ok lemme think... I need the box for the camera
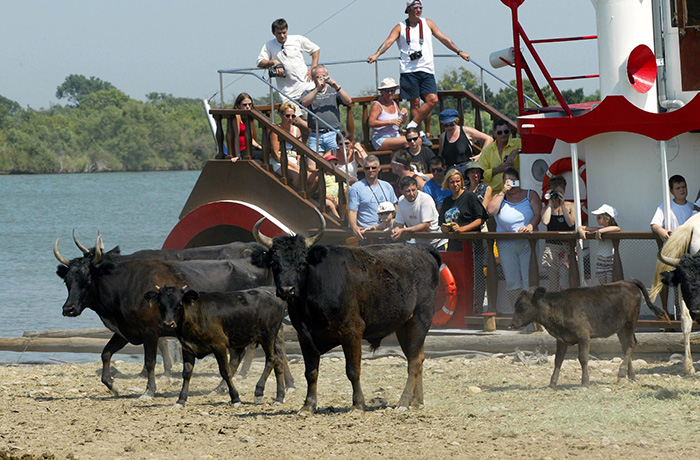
[545,190,560,200]
[268,64,286,78]
[409,50,423,61]
[506,179,520,187]
[322,76,330,82]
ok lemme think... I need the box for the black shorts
[400,71,437,100]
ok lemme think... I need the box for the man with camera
[300,65,352,155]
[257,18,320,110]
[367,1,470,135]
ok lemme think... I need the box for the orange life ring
[432,263,458,327]
[541,158,588,222]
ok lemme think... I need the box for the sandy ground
[1,349,700,460]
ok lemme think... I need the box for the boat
[161,0,700,330]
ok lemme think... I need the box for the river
[0,170,199,363]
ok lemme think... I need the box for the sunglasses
[496,129,510,135]
[365,165,379,170]
[407,137,419,142]
[442,122,456,128]
[382,88,396,93]
[430,167,444,173]
[240,103,253,108]
[412,6,422,10]
[344,141,352,145]
[283,113,297,118]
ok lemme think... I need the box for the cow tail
[426,245,442,268]
[633,279,669,320]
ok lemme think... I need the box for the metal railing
[216,54,541,116]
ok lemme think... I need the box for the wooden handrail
[322,229,666,316]
[210,108,352,224]
[436,89,517,138]
[255,89,514,154]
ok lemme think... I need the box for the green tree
[55,75,115,107]
[0,95,22,129]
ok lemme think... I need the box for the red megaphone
[627,44,657,94]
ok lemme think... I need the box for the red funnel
[627,44,657,93]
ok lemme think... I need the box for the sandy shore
[1,349,700,459]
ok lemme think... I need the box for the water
[0,171,199,363]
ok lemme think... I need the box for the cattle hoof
[254,396,263,404]
[395,406,408,413]
[273,399,283,405]
[286,386,296,393]
[297,406,314,415]
[231,401,241,408]
[172,403,184,409]
[139,393,154,401]
[109,384,120,396]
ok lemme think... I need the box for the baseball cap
[405,0,422,13]
[324,154,338,161]
[439,109,459,124]
[377,201,395,214]
[591,204,618,219]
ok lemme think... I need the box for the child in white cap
[363,201,395,233]
[577,204,620,285]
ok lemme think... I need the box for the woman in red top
[231,93,263,161]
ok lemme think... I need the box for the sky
[1,0,599,109]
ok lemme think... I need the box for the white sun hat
[377,77,399,91]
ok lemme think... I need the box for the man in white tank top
[367,1,471,130]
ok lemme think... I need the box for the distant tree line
[0,75,212,173]
[0,70,598,174]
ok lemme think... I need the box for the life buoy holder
[541,158,588,223]
[432,263,458,327]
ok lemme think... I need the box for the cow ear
[183,289,199,304]
[108,246,121,256]
[307,245,329,266]
[144,290,158,301]
[95,260,116,273]
[250,247,269,268]
[660,270,678,286]
[533,287,546,301]
[56,265,69,279]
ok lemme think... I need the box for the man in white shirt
[367,0,469,137]
[650,174,699,242]
[257,18,320,105]
[392,176,447,249]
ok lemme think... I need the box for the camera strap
[405,19,423,47]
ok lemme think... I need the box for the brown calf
[511,280,668,388]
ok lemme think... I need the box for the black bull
[251,212,441,412]
[659,251,700,320]
[55,235,269,398]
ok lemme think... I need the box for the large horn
[72,229,90,255]
[253,217,274,249]
[657,249,680,267]
[92,235,104,265]
[54,238,71,266]
[305,207,326,248]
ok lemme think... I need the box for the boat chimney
[591,0,658,112]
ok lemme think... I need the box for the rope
[303,0,361,36]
